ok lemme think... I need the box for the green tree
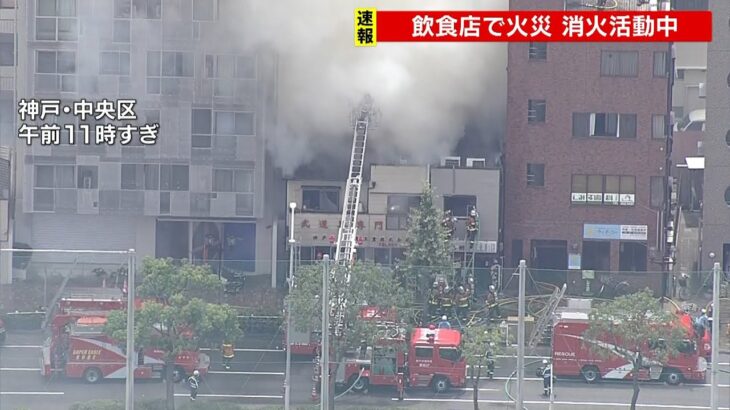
[105,257,242,410]
[584,289,687,410]
[404,184,454,310]
[288,261,412,409]
[461,324,504,410]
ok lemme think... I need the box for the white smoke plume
[230,0,508,175]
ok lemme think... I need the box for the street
[0,331,729,410]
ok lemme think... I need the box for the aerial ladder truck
[312,95,377,401]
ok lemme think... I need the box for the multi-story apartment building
[701,0,730,273]
[504,0,673,295]
[3,0,280,283]
[285,161,501,288]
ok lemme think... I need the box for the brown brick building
[503,0,673,295]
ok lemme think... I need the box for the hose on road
[334,366,366,399]
[504,358,542,410]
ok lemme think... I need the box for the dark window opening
[414,347,433,359]
[528,42,547,60]
[511,239,523,268]
[619,242,647,272]
[438,347,461,362]
[527,163,544,187]
[302,186,340,213]
[386,195,420,230]
[443,195,476,218]
[528,99,546,123]
[77,166,98,189]
[582,241,610,271]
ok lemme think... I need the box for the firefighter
[428,282,441,319]
[485,343,495,380]
[442,210,456,239]
[456,285,470,320]
[188,370,200,401]
[677,272,689,300]
[540,359,553,397]
[466,208,479,245]
[486,285,500,319]
[221,341,235,370]
[438,315,451,329]
[440,286,453,317]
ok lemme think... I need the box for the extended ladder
[331,95,375,337]
[527,283,567,353]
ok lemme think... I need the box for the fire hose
[504,358,543,410]
[334,366,366,399]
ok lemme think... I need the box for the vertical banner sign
[355,8,377,47]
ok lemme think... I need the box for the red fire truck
[41,288,210,383]
[552,311,707,385]
[676,309,712,361]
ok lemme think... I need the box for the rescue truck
[552,311,707,386]
[335,325,467,395]
[40,288,210,383]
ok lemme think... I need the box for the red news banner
[373,11,711,42]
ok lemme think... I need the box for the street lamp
[284,202,296,410]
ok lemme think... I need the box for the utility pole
[125,249,136,410]
[516,259,526,410]
[320,255,330,410]
[710,262,721,410]
[284,202,297,410]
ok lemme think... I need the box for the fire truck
[41,288,210,383]
[552,311,707,386]
[675,309,712,361]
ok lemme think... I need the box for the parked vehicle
[552,311,707,386]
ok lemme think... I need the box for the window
[191,108,212,148]
[213,169,253,193]
[675,68,685,80]
[528,42,547,60]
[302,186,339,212]
[652,114,668,139]
[100,51,130,75]
[193,0,217,21]
[650,176,664,209]
[159,191,170,214]
[724,187,730,206]
[35,165,54,188]
[572,112,636,138]
[0,33,13,66]
[438,347,461,362]
[235,193,253,216]
[159,165,188,191]
[653,51,669,77]
[77,165,98,189]
[147,51,193,94]
[205,54,256,97]
[35,50,76,92]
[619,241,647,272]
[528,99,546,123]
[527,163,544,187]
[113,20,130,43]
[386,195,420,230]
[414,347,433,359]
[571,175,635,206]
[55,165,74,188]
[686,120,704,132]
[114,0,130,17]
[0,0,15,8]
[726,130,730,147]
[161,51,193,77]
[443,195,477,217]
[600,50,639,77]
[121,164,158,190]
[215,111,254,136]
[132,0,161,19]
[36,0,77,42]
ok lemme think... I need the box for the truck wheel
[84,367,102,384]
[432,376,449,393]
[581,366,600,384]
[663,369,683,386]
[350,376,369,393]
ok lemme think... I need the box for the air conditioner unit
[466,158,487,168]
[440,156,461,167]
[698,82,706,98]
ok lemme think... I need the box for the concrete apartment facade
[1,0,281,284]
[701,0,730,273]
[285,162,500,288]
[504,0,672,294]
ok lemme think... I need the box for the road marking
[0,367,41,371]
[0,345,42,348]
[174,393,282,399]
[456,387,499,392]
[200,348,284,353]
[392,397,730,409]
[0,392,64,395]
[208,370,284,376]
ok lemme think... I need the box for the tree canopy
[585,289,687,410]
[403,183,454,297]
[105,257,241,410]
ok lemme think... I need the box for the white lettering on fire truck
[555,351,576,357]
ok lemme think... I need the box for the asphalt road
[1,331,729,410]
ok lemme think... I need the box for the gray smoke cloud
[230,0,508,175]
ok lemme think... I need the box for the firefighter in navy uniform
[440,286,453,318]
[455,285,470,321]
[540,359,553,397]
[442,210,456,239]
[466,208,479,245]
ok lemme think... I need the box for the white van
[674,109,705,132]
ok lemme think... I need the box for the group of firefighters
[442,208,479,243]
[428,274,501,324]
